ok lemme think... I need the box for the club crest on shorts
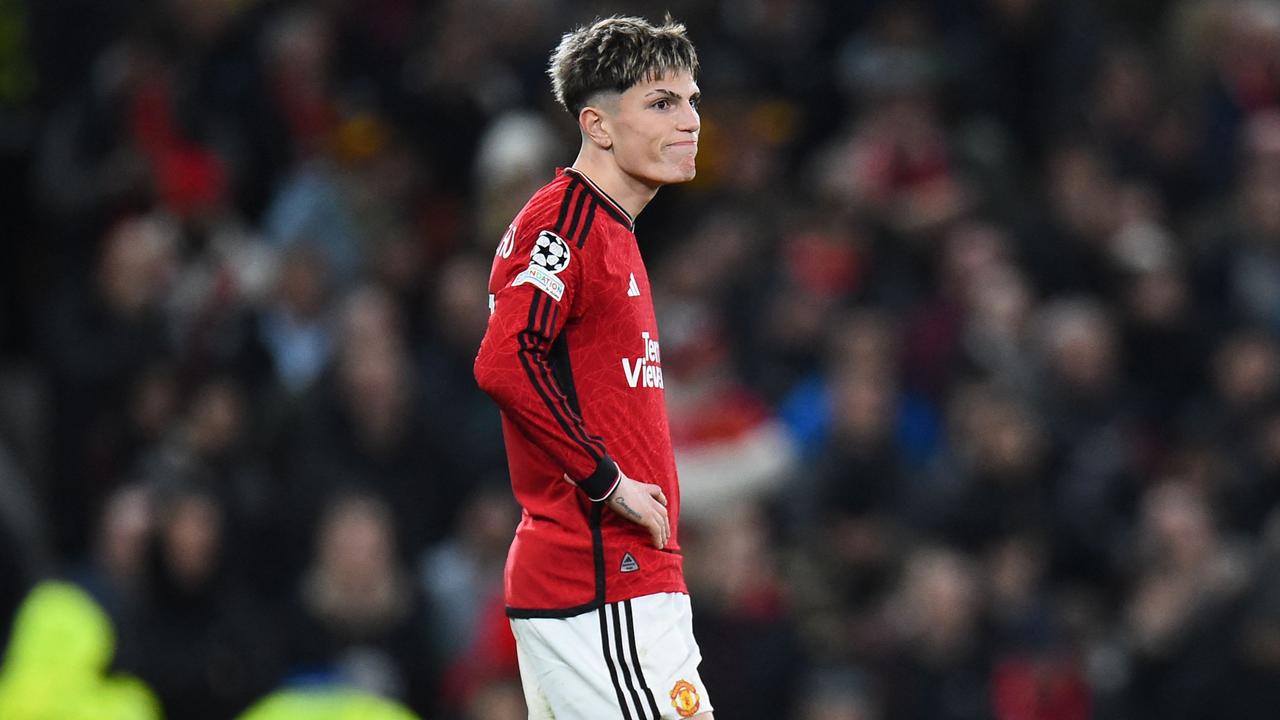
[670,679,700,717]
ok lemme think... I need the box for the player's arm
[474,227,621,501]
[474,226,669,547]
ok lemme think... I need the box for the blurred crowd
[4,0,1280,718]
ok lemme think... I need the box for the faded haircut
[548,15,699,116]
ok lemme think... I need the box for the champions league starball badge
[512,230,571,301]
[530,231,571,273]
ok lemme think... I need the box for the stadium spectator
[284,490,439,717]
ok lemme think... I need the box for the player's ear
[579,105,612,150]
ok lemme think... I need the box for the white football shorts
[510,592,713,719]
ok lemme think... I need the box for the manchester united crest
[670,679,700,717]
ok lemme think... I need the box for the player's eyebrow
[645,88,702,104]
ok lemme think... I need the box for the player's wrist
[581,456,621,502]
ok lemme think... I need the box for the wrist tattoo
[613,497,642,521]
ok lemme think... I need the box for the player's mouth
[666,141,698,149]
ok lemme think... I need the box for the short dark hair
[548,15,699,116]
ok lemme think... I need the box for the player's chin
[664,162,697,184]
[640,161,696,187]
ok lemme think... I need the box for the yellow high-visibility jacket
[0,581,161,720]
[236,688,420,720]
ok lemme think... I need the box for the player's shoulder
[503,172,575,265]
[517,170,575,225]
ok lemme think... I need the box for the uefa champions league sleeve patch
[530,230,571,273]
[512,230,571,301]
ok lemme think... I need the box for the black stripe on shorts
[598,606,634,719]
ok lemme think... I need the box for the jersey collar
[563,167,635,231]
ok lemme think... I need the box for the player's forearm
[475,331,619,497]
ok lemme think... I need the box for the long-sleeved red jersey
[475,167,687,617]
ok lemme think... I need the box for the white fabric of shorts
[510,592,713,719]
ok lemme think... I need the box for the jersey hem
[505,589,691,619]
[507,501,606,619]
[506,599,605,619]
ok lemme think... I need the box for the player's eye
[652,99,670,110]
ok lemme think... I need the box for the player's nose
[677,102,699,133]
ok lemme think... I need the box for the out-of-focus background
[3,0,1280,717]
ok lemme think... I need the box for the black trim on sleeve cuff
[582,456,621,502]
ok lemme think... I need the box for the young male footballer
[473,14,714,720]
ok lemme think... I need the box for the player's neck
[570,151,658,221]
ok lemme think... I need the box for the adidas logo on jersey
[620,552,639,573]
[627,272,641,297]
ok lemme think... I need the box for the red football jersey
[475,167,687,617]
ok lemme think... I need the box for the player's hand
[605,470,670,549]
